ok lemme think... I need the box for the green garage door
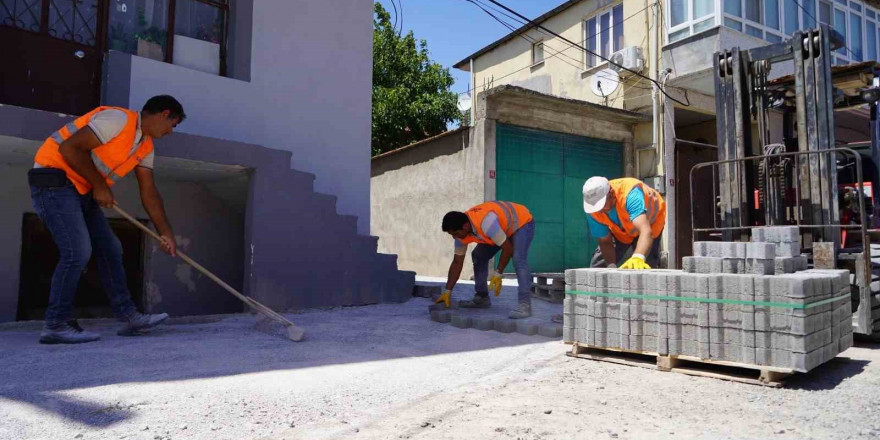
[495,123,623,273]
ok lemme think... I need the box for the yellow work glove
[488,270,503,296]
[434,290,451,308]
[620,254,651,270]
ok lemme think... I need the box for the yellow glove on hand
[434,290,451,308]
[620,254,651,270]
[488,270,503,296]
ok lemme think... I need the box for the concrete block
[575,314,587,329]
[709,343,739,362]
[495,320,517,333]
[755,347,771,365]
[774,241,801,258]
[563,327,574,342]
[765,226,800,243]
[575,269,590,286]
[745,258,774,275]
[430,310,452,323]
[746,242,776,259]
[414,284,442,298]
[619,332,631,350]
[666,272,682,294]
[450,315,473,329]
[516,321,539,336]
[473,318,494,331]
[741,346,756,364]
[693,241,711,257]
[563,313,575,329]
[538,325,563,338]
[722,258,745,274]
[565,269,577,286]
[840,332,854,352]
[574,327,587,342]
[769,275,809,298]
[682,256,697,273]
[791,348,826,372]
[774,256,809,274]
[750,227,765,242]
[564,296,575,314]
[709,327,742,345]
[697,257,724,274]
[656,336,669,355]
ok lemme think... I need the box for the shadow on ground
[0,284,549,428]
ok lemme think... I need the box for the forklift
[693,24,880,338]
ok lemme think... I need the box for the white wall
[122,0,373,234]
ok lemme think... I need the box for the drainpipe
[470,58,476,126]
[652,1,661,176]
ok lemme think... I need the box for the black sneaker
[40,323,101,344]
[118,312,169,336]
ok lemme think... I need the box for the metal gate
[495,123,623,272]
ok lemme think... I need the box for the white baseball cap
[582,176,610,214]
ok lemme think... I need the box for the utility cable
[480,0,689,106]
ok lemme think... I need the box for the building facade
[0,0,413,323]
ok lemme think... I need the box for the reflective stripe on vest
[590,178,666,244]
[461,201,533,245]
[33,106,153,195]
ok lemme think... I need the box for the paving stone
[746,242,776,259]
[450,315,472,329]
[430,310,452,323]
[774,241,802,258]
[563,326,574,342]
[682,256,697,273]
[414,284,443,298]
[722,258,745,274]
[745,258,774,275]
[538,325,563,338]
[494,320,517,333]
[473,318,494,331]
[516,321,539,336]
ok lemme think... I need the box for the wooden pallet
[566,342,794,387]
[532,273,565,304]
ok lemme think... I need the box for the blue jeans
[472,221,535,305]
[30,182,137,327]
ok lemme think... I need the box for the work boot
[39,323,101,345]
[459,295,491,308]
[509,302,532,319]
[118,312,169,336]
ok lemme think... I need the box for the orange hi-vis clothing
[460,201,534,246]
[34,106,153,195]
[590,178,666,244]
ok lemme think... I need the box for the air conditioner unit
[609,46,645,77]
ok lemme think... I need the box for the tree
[372,3,460,156]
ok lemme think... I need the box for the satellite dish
[590,69,620,97]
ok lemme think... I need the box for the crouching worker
[436,201,536,319]
[582,176,666,270]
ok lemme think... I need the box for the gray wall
[103,0,373,234]
[371,129,485,278]
[0,159,245,322]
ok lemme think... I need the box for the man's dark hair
[442,211,469,232]
[142,95,186,122]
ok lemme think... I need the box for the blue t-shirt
[587,186,646,238]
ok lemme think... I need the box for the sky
[375,0,557,111]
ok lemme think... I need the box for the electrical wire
[456,1,658,96]
[480,0,689,106]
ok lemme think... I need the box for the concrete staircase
[246,165,415,311]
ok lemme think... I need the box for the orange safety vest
[590,178,666,244]
[34,106,153,195]
[460,201,534,246]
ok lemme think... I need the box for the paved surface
[0,278,879,440]
[419,276,563,337]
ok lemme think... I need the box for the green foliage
[372,3,460,156]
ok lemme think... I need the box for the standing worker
[28,95,185,344]
[582,176,666,269]
[435,201,536,319]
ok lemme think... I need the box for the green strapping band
[564,290,851,310]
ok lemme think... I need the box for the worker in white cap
[581,176,666,269]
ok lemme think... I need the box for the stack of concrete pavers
[563,228,853,373]
[682,226,807,275]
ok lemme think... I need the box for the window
[674,0,880,64]
[585,4,623,68]
[107,0,229,76]
[532,41,544,65]
[669,0,716,42]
